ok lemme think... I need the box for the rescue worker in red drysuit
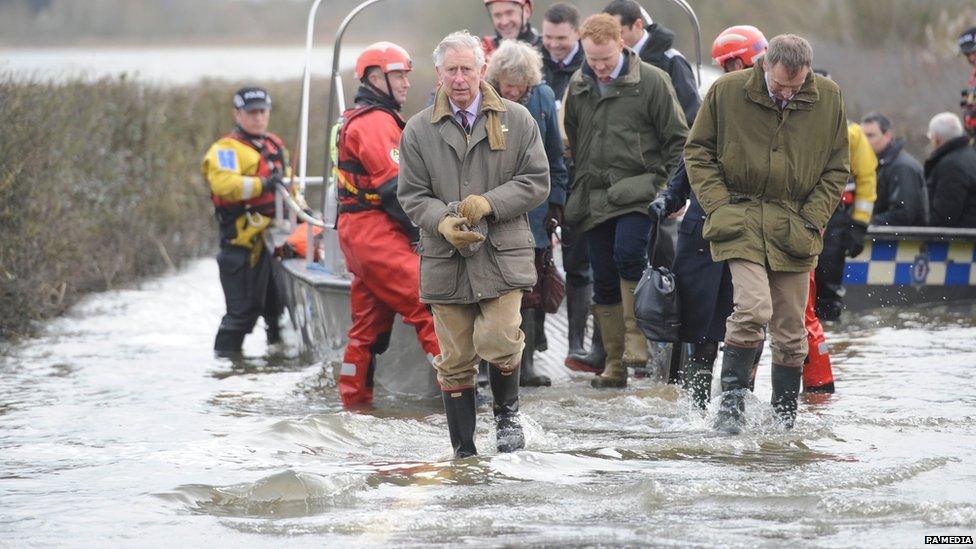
[482,0,542,58]
[335,42,440,408]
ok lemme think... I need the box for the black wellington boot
[475,361,491,407]
[683,342,717,410]
[489,365,525,452]
[564,284,606,374]
[214,330,245,358]
[715,344,760,434]
[771,364,802,429]
[534,309,548,352]
[748,339,765,392]
[266,323,281,345]
[519,309,551,387]
[442,387,478,458]
[565,282,590,357]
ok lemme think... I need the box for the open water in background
[0,46,362,84]
[1,259,975,547]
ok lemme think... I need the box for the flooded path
[2,259,975,546]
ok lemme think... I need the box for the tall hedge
[0,76,329,338]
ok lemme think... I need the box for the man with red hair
[563,13,688,389]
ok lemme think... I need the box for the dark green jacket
[685,61,850,272]
[563,48,688,232]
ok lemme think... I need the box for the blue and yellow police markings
[844,240,976,286]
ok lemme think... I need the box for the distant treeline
[0,75,330,338]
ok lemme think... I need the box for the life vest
[284,222,324,260]
[335,104,404,214]
[210,129,288,218]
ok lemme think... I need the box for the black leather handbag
[634,220,681,342]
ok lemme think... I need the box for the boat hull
[273,257,440,399]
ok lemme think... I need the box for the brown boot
[591,303,627,388]
[619,278,649,371]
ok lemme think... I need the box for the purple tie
[456,111,471,134]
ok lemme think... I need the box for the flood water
[0,46,362,84]
[2,259,975,546]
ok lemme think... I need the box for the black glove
[845,221,869,258]
[647,196,668,221]
[265,166,285,193]
[546,203,563,233]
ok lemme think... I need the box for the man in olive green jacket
[685,35,849,432]
[397,31,549,458]
[563,13,688,388]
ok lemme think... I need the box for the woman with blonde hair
[486,39,568,387]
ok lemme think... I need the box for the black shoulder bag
[634,219,681,342]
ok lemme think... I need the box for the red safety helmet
[711,25,768,68]
[355,42,413,81]
[484,0,532,7]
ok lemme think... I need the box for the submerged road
[2,259,975,546]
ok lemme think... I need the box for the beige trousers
[726,259,809,367]
[430,291,525,390]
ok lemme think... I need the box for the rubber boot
[620,279,649,371]
[442,387,477,458]
[214,329,245,357]
[666,343,684,384]
[715,343,760,434]
[683,342,717,410]
[771,364,802,429]
[748,339,764,392]
[519,309,551,387]
[565,283,589,357]
[590,303,628,388]
[565,284,606,374]
[475,361,491,408]
[566,322,607,374]
[534,309,548,352]
[266,323,281,345]
[489,365,524,452]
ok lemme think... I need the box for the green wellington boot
[591,303,628,389]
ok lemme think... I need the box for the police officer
[334,42,441,408]
[202,87,289,356]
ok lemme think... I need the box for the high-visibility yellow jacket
[847,123,878,224]
[201,129,290,253]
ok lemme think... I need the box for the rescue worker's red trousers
[804,271,835,391]
[337,211,439,408]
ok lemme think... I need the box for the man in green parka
[685,34,849,431]
[563,13,688,389]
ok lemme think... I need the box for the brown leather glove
[458,194,492,225]
[438,215,486,249]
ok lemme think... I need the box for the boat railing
[272,176,327,267]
